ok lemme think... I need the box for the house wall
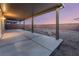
[0,18,2,38]
[0,10,5,39]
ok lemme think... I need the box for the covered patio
[0,3,63,56]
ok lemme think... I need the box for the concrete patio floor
[0,29,63,56]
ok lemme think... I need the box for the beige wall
[0,18,2,38]
[0,10,5,38]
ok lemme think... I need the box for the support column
[20,21,22,29]
[31,7,34,33]
[19,21,21,29]
[23,20,26,30]
[56,8,59,40]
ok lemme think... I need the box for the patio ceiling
[0,3,63,20]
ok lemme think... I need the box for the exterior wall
[0,17,2,38]
[0,10,5,38]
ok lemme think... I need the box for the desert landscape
[55,30,79,56]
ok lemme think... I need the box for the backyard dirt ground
[34,29,79,56]
[54,30,79,56]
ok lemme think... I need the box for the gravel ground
[54,30,79,56]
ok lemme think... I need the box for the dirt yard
[54,30,79,56]
[34,29,79,56]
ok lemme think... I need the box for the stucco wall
[0,18,2,38]
[0,10,5,38]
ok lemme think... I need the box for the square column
[23,20,25,30]
[31,7,34,33]
[56,8,59,40]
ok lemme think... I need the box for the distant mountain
[33,23,79,31]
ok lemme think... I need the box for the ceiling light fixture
[2,16,6,20]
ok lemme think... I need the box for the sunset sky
[24,3,79,24]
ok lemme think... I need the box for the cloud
[73,17,79,21]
